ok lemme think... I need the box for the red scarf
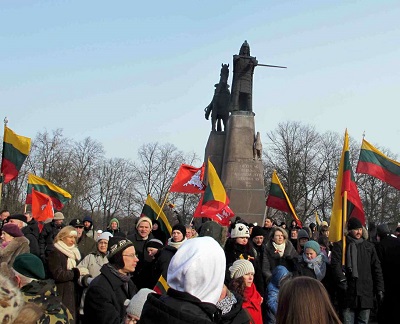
[243,283,263,324]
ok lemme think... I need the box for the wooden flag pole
[156,191,170,220]
[341,191,348,266]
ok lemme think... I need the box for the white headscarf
[167,236,226,305]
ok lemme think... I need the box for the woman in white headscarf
[140,237,226,324]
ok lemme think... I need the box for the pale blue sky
[2,1,400,161]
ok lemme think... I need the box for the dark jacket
[47,248,80,322]
[77,232,96,259]
[155,245,177,280]
[262,240,298,282]
[128,232,154,288]
[219,291,250,324]
[39,221,64,258]
[84,264,137,324]
[22,218,40,257]
[141,289,221,324]
[375,234,400,322]
[331,237,384,309]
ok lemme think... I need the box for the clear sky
[2,0,400,161]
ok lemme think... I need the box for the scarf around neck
[302,253,328,281]
[272,242,286,257]
[168,237,186,250]
[346,235,364,279]
[54,241,81,269]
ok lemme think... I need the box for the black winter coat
[262,240,298,282]
[141,289,221,324]
[84,264,137,324]
[22,218,40,257]
[39,221,64,258]
[331,237,384,309]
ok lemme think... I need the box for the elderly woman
[262,227,298,283]
[0,223,30,266]
[84,237,138,324]
[77,232,113,316]
[47,225,88,323]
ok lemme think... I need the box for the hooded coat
[265,265,290,324]
[141,237,226,323]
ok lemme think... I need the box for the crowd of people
[1,207,399,324]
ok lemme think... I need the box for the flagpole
[0,117,8,207]
[262,205,268,226]
[341,191,348,266]
[157,192,170,220]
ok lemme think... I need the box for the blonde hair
[54,225,78,243]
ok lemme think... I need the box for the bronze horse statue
[204,64,231,132]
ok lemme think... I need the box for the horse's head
[220,64,229,83]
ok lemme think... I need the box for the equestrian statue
[204,64,231,132]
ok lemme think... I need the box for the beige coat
[0,236,30,266]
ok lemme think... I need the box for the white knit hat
[230,223,250,238]
[96,232,113,242]
[126,288,155,317]
[136,216,153,229]
[229,259,255,279]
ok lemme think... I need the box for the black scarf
[346,235,364,278]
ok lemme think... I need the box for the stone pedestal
[204,131,226,178]
[221,112,266,224]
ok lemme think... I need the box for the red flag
[193,193,235,226]
[31,189,54,222]
[169,164,205,193]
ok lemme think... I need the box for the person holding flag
[331,217,384,323]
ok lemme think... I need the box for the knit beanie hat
[304,240,320,255]
[126,288,155,317]
[321,221,329,227]
[0,273,24,324]
[229,259,255,279]
[136,216,152,229]
[230,223,250,238]
[1,223,24,238]
[83,215,93,224]
[145,238,164,250]
[250,225,264,238]
[97,232,113,242]
[109,218,119,228]
[172,223,186,238]
[53,212,64,220]
[297,229,309,240]
[107,237,134,259]
[347,217,363,230]
[13,254,46,280]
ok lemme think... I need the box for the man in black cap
[375,223,400,323]
[70,218,96,259]
[7,213,40,257]
[331,217,384,323]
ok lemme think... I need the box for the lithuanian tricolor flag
[193,159,234,226]
[266,170,302,228]
[356,139,400,190]
[141,194,172,237]
[329,130,365,243]
[1,126,31,183]
[26,174,71,210]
